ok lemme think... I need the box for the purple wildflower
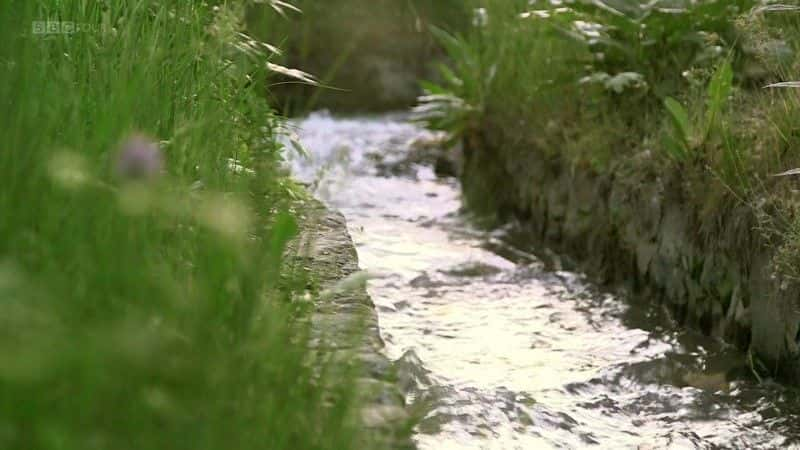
[115,134,164,181]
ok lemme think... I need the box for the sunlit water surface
[290,112,800,449]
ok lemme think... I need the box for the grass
[0,1,372,449]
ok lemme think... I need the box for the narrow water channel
[290,112,800,449]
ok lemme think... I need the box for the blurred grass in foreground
[0,1,366,449]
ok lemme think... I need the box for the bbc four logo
[32,21,95,35]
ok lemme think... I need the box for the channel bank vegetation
[0,1,396,449]
[415,0,800,372]
[420,3,759,173]
[420,0,800,273]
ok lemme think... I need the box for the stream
[290,112,800,449]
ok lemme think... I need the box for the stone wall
[459,131,800,379]
[287,200,414,448]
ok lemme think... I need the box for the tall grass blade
[764,81,800,88]
[753,4,800,13]
[773,168,800,177]
[704,58,733,140]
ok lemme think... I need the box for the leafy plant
[663,96,693,160]
[413,26,489,138]
[521,0,753,96]
[705,56,735,139]
[663,58,734,161]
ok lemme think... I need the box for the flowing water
[290,112,800,449]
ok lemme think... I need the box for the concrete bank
[459,130,800,380]
[286,199,415,449]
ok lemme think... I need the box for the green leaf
[662,133,689,162]
[429,26,467,63]
[419,80,447,95]
[704,58,733,139]
[664,96,691,146]
[707,59,733,112]
[435,62,464,89]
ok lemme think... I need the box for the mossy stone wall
[460,130,800,378]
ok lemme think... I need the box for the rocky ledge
[459,132,800,381]
[286,199,415,449]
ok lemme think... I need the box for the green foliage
[416,0,752,155]
[663,96,693,160]
[413,27,486,137]
[0,1,368,449]
[412,0,800,335]
[416,1,588,145]
[705,57,735,137]
[527,0,753,96]
[662,58,734,161]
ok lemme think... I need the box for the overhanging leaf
[266,62,318,85]
[267,0,301,17]
[753,4,800,14]
[773,168,800,177]
[764,81,800,89]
